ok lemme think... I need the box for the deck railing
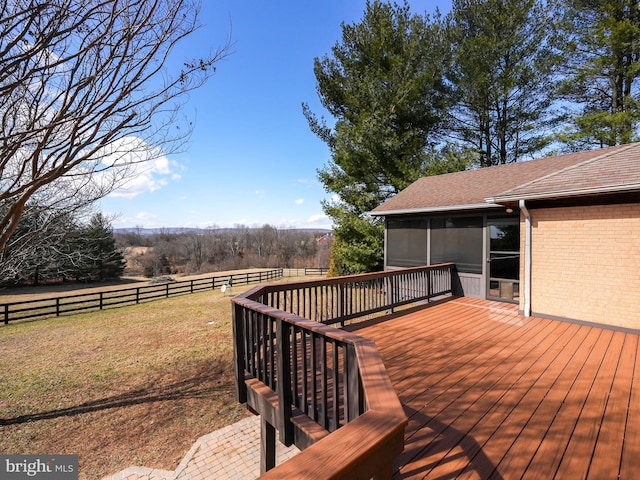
[231,264,456,479]
[253,263,454,326]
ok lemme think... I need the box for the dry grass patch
[0,279,302,480]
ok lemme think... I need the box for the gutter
[519,200,531,317]
[369,203,503,217]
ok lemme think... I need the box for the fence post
[190,280,194,294]
[165,283,169,298]
[100,292,104,310]
[4,304,8,325]
[136,288,140,304]
[56,298,60,317]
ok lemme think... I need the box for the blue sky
[99,1,447,230]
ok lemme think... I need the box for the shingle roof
[371,143,640,215]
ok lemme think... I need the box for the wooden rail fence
[231,263,456,478]
[1,269,283,325]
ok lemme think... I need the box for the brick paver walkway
[102,415,299,480]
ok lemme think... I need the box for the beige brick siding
[520,203,640,330]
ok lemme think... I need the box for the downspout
[519,200,531,317]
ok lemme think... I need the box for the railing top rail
[245,263,454,298]
[232,295,376,346]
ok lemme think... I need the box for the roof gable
[371,143,640,215]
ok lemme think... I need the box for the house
[371,143,640,331]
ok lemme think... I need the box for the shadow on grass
[1,359,234,426]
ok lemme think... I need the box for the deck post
[232,303,247,404]
[346,344,361,421]
[260,416,276,474]
[276,318,294,446]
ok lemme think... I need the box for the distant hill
[114,227,332,236]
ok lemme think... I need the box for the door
[487,218,520,302]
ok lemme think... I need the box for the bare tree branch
[0,0,233,251]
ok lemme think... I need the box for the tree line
[0,208,331,286]
[117,226,332,278]
[305,0,640,275]
[0,210,125,286]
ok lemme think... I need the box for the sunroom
[371,142,640,330]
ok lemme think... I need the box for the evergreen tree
[446,0,562,165]
[75,213,125,281]
[304,1,459,274]
[557,0,640,148]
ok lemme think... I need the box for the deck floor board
[354,298,639,480]
[619,334,640,477]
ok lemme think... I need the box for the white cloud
[98,137,183,199]
[307,213,329,224]
[135,211,158,222]
[295,198,304,205]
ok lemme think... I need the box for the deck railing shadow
[231,263,458,479]
[394,405,504,480]
[1,358,229,426]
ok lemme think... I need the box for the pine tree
[447,0,562,165]
[557,0,640,148]
[76,213,125,281]
[304,1,458,274]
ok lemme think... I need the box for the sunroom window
[386,218,427,267]
[430,217,483,274]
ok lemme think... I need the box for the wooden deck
[353,297,640,480]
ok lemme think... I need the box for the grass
[0,278,303,480]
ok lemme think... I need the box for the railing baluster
[310,332,317,422]
[301,330,308,415]
[268,317,275,389]
[261,313,268,384]
[332,340,339,431]
[320,338,328,429]
[292,326,299,409]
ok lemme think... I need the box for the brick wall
[522,203,640,330]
